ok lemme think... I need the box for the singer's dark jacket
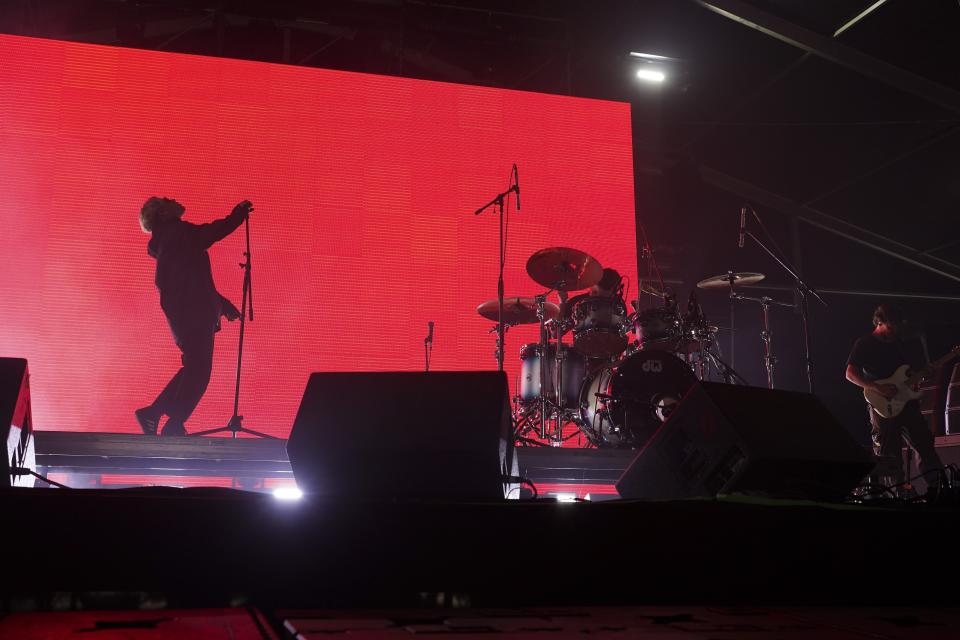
[147,208,245,345]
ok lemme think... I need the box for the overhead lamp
[636,68,666,83]
[628,51,675,85]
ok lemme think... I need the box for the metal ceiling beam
[751,284,960,303]
[699,166,960,285]
[695,0,960,114]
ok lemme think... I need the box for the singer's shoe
[161,419,188,437]
[135,406,161,436]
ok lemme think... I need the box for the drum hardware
[517,247,604,444]
[736,205,827,393]
[638,282,668,298]
[728,293,795,390]
[535,291,551,440]
[478,296,560,370]
[696,271,765,376]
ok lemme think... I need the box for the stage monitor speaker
[1,358,35,488]
[287,371,517,500]
[616,382,874,502]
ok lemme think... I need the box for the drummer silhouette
[561,267,622,315]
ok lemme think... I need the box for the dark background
[2,0,958,442]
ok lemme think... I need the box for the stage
[2,2,960,633]
[2,482,959,610]
[31,430,635,496]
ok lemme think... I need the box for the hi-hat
[697,272,765,289]
[477,297,560,325]
[526,247,602,291]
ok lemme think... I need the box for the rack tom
[571,297,629,357]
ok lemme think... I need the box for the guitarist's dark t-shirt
[847,333,927,381]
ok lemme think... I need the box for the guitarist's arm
[846,364,897,399]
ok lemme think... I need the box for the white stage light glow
[636,68,666,83]
[273,487,303,501]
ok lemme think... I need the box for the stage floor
[3,484,959,609]
[3,605,960,639]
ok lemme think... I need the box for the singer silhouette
[135,197,252,437]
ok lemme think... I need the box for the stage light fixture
[273,487,303,501]
[628,51,677,86]
[628,51,672,61]
[636,68,666,83]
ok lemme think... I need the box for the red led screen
[0,34,636,437]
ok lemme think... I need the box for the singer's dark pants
[152,329,215,425]
[872,401,942,486]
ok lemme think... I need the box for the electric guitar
[864,345,960,418]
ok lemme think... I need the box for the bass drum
[578,349,696,448]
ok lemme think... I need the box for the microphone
[513,164,520,211]
[738,207,746,249]
[425,321,434,345]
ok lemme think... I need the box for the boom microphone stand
[741,207,826,393]
[194,211,277,439]
[474,174,519,372]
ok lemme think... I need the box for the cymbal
[477,297,560,325]
[526,247,602,291]
[697,272,765,289]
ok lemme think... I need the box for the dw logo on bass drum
[641,358,664,373]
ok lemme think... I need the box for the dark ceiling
[2,0,959,288]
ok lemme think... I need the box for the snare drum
[518,342,586,410]
[571,297,629,358]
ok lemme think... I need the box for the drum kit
[476,247,781,449]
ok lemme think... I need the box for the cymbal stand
[488,322,512,370]
[730,293,794,389]
[534,292,553,441]
[726,271,738,371]
[702,348,749,385]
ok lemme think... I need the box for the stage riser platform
[32,432,636,489]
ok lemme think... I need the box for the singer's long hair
[139,197,184,233]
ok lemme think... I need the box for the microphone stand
[194,213,277,440]
[475,182,519,372]
[637,220,666,306]
[424,323,433,372]
[742,208,826,394]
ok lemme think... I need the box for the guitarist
[845,304,942,486]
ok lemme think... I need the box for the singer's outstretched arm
[192,201,252,248]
